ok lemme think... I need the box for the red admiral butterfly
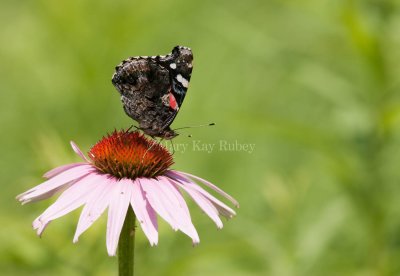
[112,46,193,139]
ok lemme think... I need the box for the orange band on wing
[169,93,179,110]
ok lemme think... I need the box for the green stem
[118,208,136,276]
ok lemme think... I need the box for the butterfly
[112,46,193,139]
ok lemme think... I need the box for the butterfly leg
[125,125,135,133]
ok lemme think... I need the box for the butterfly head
[162,129,179,140]
[140,126,179,140]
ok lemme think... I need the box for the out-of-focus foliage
[1,0,400,275]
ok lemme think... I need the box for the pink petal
[70,141,91,163]
[32,172,100,236]
[170,179,223,229]
[23,181,75,204]
[156,176,198,241]
[170,171,239,208]
[130,179,158,246]
[17,164,95,204]
[158,176,191,217]
[138,178,177,231]
[73,174,115,242]
[169,172,236,219]
[106,179,132,256]
[43,163,87,179]
[140,178,199,244]
[213,204,237,219]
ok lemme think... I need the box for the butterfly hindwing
[112,46,193,139]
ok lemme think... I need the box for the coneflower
[17,130,238,274]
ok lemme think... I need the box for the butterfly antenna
[174,123,215,131]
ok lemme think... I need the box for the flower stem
[118,208,136,276]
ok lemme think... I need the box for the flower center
[88,130,173,180]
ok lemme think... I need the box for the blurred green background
[1,0,400,275]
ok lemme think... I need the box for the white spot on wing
[170,63,177,69]
[176,74,189,88]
